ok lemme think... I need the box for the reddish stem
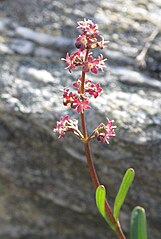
[80,48,89,94]
[80,49,126,239]
[84,140,126,239]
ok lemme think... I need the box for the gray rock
[0,43,14,55]
[111,67,161,91]
[19,66,55,84]
[0,0,161,239]
[15,26,73,50]
[34,47,54,57]
[0,18,11,32]
[10,39,35,55]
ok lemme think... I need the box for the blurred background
[0,0,161,238]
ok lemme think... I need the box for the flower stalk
[80,48,126,239]
[54,19,126,239]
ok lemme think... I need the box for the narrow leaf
[96,185,115,230]
[96,185,107,219]
[130,206,147,239]
[114,168,135,220]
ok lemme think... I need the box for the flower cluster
[62,75,103,113]
[95,119,116,144]
[63,88,90,113]
[83,54,106,74]
[63,51,106,74]
[54,115,83,139]
[73,78,102,98]
[54,19,116,144]
[62,19,107,73]
[64,50,86,72]
[76,19,107,50]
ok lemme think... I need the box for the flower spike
[54,19,127,239]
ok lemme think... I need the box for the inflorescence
[54,19,116,144]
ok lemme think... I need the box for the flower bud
[75,40,86,51]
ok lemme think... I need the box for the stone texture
[0,0,161,239]
[15,26,74,50]
[0,42,13,54]
[34,47,55,57]
[10,39,35,55]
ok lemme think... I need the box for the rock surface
[0,0,161,239]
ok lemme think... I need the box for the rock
[111,67,161,91]
[19,66,56,84]
[0,43,14,55]
[34,47,54,57]
[0,18,11,32]
[0,0,161,239]
[15,26,74,51]
[10,39,35,55]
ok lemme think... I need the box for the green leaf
[96,185,107,219]
[114,168,135,221]
[96,185,115,230]
[130,206,147,239]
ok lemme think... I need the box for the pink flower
[73,78,82,92]
[83,55,106,74]
[83,56,98,74]
[85,81,102,98]
[63,88,77,106]
[54,115,78,139]
[72,98,91,113]
[97,35,108,49]
[96,119,116,144]
[76,19,107,50]
[93,54,107,72]
[64,52,76,71]
[73,78,102,98]
[62,50,86,72]
[75,33,98,50]
[77,19,98,38]
[63,88,90,113]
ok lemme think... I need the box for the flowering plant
[54,19,147,239]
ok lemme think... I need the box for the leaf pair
[96,168,135,229]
